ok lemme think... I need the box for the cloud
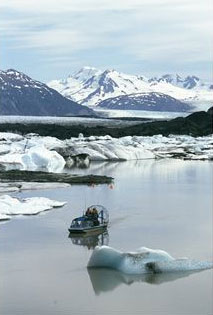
[0,0,212,79]
[0,0,211,12]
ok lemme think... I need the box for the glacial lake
[0,159,212,315]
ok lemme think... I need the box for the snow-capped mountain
[49,67,149,107]
[98,92,192,112]
[0,69,94,116]
[48,67,212,109]
[149,74,212,90]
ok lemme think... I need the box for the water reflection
[66,159,206,184]
[88,268,201,295]
[68,230,109,250]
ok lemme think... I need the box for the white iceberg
[0,132,213,167]
[21,145,65,172]
[0,132,24,142]
[64,134,213,161]
[88,246,213,274]
[0,144,65,172]
[0,195,66,221]
[0,182,70,194]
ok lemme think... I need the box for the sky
[0,0,212,82]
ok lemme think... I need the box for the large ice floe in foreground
[0,195,66,221]
[88,246,213,274]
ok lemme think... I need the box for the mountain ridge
[48,66,212,109]
[98,92,193,112]
[0,69,95,116]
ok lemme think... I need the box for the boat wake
[87,246,213,275]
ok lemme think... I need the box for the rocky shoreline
[0,170,113,185]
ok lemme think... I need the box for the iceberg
[0,182,70,194]
[88,246,213,274]
[0,132,213,170]
[58,134,213,161]
[21,145,65,172]
[0,144,65,172]
[0,132,24,142]
[0,195,66,221]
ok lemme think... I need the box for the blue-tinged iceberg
[88,246,213,274]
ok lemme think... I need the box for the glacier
[88,246,213,274]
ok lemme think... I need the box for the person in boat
[92,207,99,226]
[85,207,99,226]
[85,208,90,216]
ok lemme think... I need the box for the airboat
[68,205,109,234]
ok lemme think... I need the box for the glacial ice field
[95,108,190,119]
[0,115,143,127]
[0,132,212,174]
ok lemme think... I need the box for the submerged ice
[88,246,213,274]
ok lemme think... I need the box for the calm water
[0,159,212,315]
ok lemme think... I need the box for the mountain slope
[0,69,94,116]
[48,67,151,106]
[149,74,212,90]
[48,67,212,108]
[98,92,192,112]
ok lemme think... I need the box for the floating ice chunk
[21,145,65,172]
[0,145,65,172]
[0,144,11,155]
[0,213,10,221]
[0,195,66,221]
[88,246,213,274]
[0,182,70,195]
[18,182,70,191]
[1,133,213,164]
[0,132,24,142]
[0,183,20,194]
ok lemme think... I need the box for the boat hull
[68,224,108,234]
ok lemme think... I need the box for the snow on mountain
[48,67,212,109]
[48,67,151,106]
[98,92,192,112]
[149,74,212,90]
[0,69,95,116]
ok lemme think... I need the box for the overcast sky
[0,0,212,82]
